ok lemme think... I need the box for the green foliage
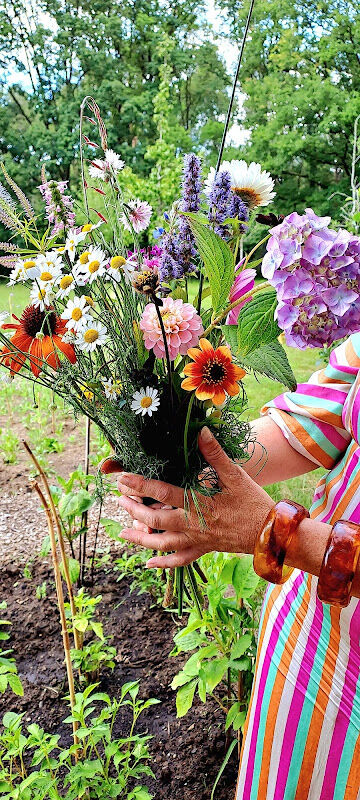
[186,214,235,314]
[0,428,19,464]
[114,547,166,605]
[71,640,117,683]
[235,290,281,355]
[223,324,296,391]
[0,602,23,697]
[220,0,360,218]
[170,554,262,733]
[0,683,158,799]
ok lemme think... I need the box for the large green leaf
[236,289,281,355]
[232,556,260,599]
[222,322,296,391]
[239,340,297,391]
[185,213,234,313]
[176,679,197,717]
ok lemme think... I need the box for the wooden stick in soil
[23,441,81,651]
[31,481,79,758]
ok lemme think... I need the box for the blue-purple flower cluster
[208,170,248,239]
[262,208,360,348]
[160,154,201,282]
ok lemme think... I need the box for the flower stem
[153,294,173,407]
[203,280,269,338]
[243,234,270,269]
[183,392,195,472]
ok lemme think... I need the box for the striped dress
[236,334,360,800]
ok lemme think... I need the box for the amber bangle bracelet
[253,499,309,585]
[317,520,360,607]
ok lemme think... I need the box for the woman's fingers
[118,494,186,531]
[119,527,189,551]
[146,547,205,568]
[117,473,184,508]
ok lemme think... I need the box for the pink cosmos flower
[122,200,152,234]
[226,266,256,324]
[140,297,203,361]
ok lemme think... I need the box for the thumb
[198,426,233,480]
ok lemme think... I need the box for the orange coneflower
[181,338,246,406]
[1,305,76,377]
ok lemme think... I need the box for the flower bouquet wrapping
[1,99,359,605]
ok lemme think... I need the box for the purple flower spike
[208,170,232,238]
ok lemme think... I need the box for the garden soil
[0,559,238,799]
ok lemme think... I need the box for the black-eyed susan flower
[181,338,246,406]
[1,305,76,377]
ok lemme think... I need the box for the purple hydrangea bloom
[262,208,360,348]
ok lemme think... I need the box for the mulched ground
[0,557,238,799]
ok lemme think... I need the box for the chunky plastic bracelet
[253,499,310,585]
[317,520,360,607]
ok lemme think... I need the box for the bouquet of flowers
[1,99,359,602]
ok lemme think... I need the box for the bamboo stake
[23,441,81,651]
[31,481,79,757]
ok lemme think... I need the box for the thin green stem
[183,392,195,473]
[242,234,270,270]
[203,280,269,338]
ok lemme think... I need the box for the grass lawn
[0,280,323,508]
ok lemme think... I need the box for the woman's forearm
[244,416,317,486]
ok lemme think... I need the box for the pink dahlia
[226,266,256,324]
[122,200,152,234]
[140,297,203,361]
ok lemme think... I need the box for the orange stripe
[272,411,336,469]
[345,338,360,367]
[344,735,360,800]
[310,443,358,518]
[256,574,313,799]
[293,604,341,800]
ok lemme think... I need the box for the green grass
[0,282,323,508]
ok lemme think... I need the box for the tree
[219,0,360,217]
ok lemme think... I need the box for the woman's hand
[102,426,274,568]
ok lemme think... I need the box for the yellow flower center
[84,329,99,343]
[140,396,152,409]
[84,295,94,307]
[71,308,83,321]
[88,260,100,274]
[79,251,91,265]
[38,290,46,300]
[40,271,53,282]
[60,275,73,289]
[82,223,93,232]
[110,255,126,270]
[24,260,36,270]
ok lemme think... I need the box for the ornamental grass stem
[23,441,81,651]
[31,480,79,758]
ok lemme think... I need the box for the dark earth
[0,557,238,800]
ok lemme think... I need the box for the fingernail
[118,473,137,487]
[200,426,212,443]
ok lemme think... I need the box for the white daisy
[36,251,63,271]
[204,160,275,209]
[56,273,76,299]
[34,257,63,287]
[130,386,160,417]
[8,258,39,284]
[0,311,9,326]
[105,255,135,284]
[101,377,122,400]
[80,220,104,234]
[61,296,92,331]
[76,322,108,352]
[65,229,87,263]
[30,284,55,311]
[73,247,107,285]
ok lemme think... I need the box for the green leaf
[210,738,238,800]
[170,287,187,302]
[219,557,237,585]
[100,518,124,540]
[7,673,23,696]
[230,635,252,661]
[240,340,297,391]
[176,679,197,717]
[185,214,234,313]
[232,557,260,599]
[236,289,281,355]
[201,657,228,692]
[60,557,80,585]
[59,489,94,519]
[91,622,104,641]
[225,701,241,731]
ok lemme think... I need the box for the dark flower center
[132,270,159,295]
[203,359,226,385]
[20,305,57,338]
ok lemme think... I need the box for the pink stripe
[322,451,360,523]
[242,573,305,798]
[330,347,359,375]
[308,417,349,452]
[319,603,360,798]
[273,589,324,799]
[294,382,349,404]
[351,388,360,440]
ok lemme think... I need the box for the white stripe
[265,578,318,800]
[236,573,299,799]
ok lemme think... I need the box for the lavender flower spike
[208,170,232,238]
[177,153,202,275]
